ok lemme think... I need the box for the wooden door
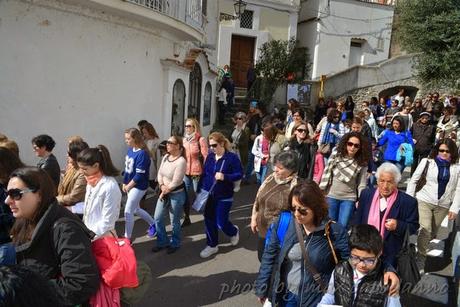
[230,35,255,88]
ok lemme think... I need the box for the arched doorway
[203,82,212,126]
[379,86,419,102]
[188,63,202,122]
[171,79,186,136]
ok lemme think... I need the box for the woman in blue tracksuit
[199,132,243,259]
[123,128,155,241]
[255,181,350,306]
[377,116,414,172]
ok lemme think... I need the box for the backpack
[264,212,339,264]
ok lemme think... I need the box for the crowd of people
[1,89,460,306]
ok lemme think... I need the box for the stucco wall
[298,0,394,79]
[0,0,215,168]
[259,9,289,41]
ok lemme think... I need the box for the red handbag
[91,233,139,289]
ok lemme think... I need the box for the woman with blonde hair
[199,132,243,258]
[122,128,155,241]
[182,118,208,227]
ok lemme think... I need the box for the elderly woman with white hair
[353,162,419,267]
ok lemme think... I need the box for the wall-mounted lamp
[219,0,247,21]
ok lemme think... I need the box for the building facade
[297,0,395,79]
[0,0,218,167]
[217,0,300,88]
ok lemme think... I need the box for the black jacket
[411,121,435,153]
[0,184,14,245]
[37,153,61,188]
[334,261,388,307]
[15,201,100,306]
[286,139,315,179]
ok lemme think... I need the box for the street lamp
[220,0,247,21]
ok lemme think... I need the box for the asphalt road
[120,183,261,307]
[117,173,456,307]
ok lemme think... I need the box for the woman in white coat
[77,145,122,239]
[407,138,460,271]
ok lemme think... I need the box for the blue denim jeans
[280,291,298,307]
[204,197,238,247]
[245,151,255,180]
[184,175,199,193]
[327,197,355,228]
[0,242,16,265]
[154,189,186,248]
[256,164,269,185]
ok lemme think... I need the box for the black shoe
[181,217,192,228]
[167,246,179,254]
[151,246,166,253]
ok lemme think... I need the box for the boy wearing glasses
[318,224,401,307]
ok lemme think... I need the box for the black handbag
[415,160,430,193]
[396,228,421,293]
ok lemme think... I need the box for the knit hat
[419,112,431,118]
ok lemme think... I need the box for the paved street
[116,174,456,307]
[119,183,260,307]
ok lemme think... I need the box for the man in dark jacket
[411,112,436,175]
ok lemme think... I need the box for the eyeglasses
[439,149,450,153]
[349,254,377,266]
[291,206,309,216]
[185,125,193,128]
[347,142,360,149]
[6,188,36,201]
[209,143,219,148]
[296,128,307,133]
[166,141,177,145]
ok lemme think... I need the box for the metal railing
[124,0,205,31]
[356,0,396,5]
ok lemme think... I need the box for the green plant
[396,0,460,88]
[249,38,311,105]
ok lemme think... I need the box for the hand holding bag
[192,160,225,213]
[396,228,420,292]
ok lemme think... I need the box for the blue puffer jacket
[199,151,242,200]
[255,214,350,306]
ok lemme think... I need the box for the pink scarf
[85,171,103,187]
[367,188,398,237]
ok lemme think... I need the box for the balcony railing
[357,0,396,5]
[124,0,205,32]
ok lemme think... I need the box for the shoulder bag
[415,160,430,193]
[396,228,421,292]
[192,160,225,213]
[294,222,328,293]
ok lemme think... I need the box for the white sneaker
[230,225,239,246]
[233,180,241,192]
[200,245,219,258]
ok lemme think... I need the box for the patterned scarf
[319,151,362,190]
[322,122,339,145]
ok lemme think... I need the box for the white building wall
[298,0,394,79]
[0,0,215,168]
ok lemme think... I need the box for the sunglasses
[236,117,244,120]
[166,141,177,145]
[296,128,307,133]
[209,143,219,148]
[333,117,340,120]
[439,149,450,153]
[347,142,360,149]
[6,188,36,201]
[349,254,377,266]
[185,125,193,128]
[291,206,309,216]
